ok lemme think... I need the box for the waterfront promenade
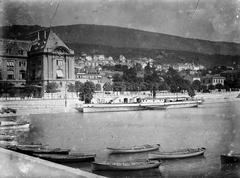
[0,91,239,116]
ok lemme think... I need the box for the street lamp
[65,81,69,107]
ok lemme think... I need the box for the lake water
[16,100,240,177]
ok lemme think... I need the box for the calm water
[17,100,240,178]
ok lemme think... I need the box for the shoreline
[0,91,239,117]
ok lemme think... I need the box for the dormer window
[18,50,24,55]
[6,49,12,54]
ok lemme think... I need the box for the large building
[28,28,75,96]
[0,38,31,87]
[0,28,75,97]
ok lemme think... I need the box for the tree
[158,81,169,91]
[215,83,224,91]
[122,67,137,82]
[95,83,102,91]
[67,83,75,92]
[45,82,60,93]
[113,82,126,91]
[187,86,196,98]
[78,81,95,103]
[0,81,15,98]
[208,84,216,91]
[103,82,113,91]
[192,80,201,91]
[112,73,123,82]
[75,81,84,94]
[23,84,38,97]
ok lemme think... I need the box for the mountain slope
[51,24,240,56]
[0,24,240,68]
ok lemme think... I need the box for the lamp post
[64,81,69,107]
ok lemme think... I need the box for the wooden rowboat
[107,144,161,154]
[13,147,70,155]
[0,140,18,146]
[0,121,30,130]
[148,147,206,160]
[92,159,161,171]
[220,154,240,164]
[33,153,96,163]
[0,133,16,141]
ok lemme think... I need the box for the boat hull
[0,140,18,146]
[14,147,70,155]
[0,135,16,141]
[0,123,30,130]
[33,153,96,163]
[107,144,161,154]
[148,147,206,159]
[220,154,240,164]
[164,101,199,109]
[92,160,161,171]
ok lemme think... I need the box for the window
[7,61,14,67]
[56,60,63,66]
[56,69,64,79]
[7,70,14,79]
[20,70,26,80]
[6,49,12,54]
[18,50,24,55]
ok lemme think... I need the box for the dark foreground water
[16,100,240,177]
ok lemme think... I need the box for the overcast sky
[1,0,240,43]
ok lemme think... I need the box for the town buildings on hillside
[0,27,236,98]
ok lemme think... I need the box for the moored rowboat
[220,154,240,164]
[33,153,96,163]
[92,159,161,171]
[0,133,16,141]
[0,121,30,130]
[148,147,206,160]
[13,147,70,155]
[0,140,18,146]
[107,144,161,154]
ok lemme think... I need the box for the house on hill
[220,70,240,81]
[201,74,225,86]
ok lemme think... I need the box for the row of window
[6,61,27,67]
[75,75,102,79]
[202,79,224,84]
[6,49,24,55]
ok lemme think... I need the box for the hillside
[52,24,240,56]
[0,24,240,68]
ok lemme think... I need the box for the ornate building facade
[27,28,75,96]
[0,28,75,97]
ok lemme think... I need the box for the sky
[1,0,240,43]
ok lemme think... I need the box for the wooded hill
[1,24,239,68]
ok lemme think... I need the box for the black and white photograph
[0,0,240,177]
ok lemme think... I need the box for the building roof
[30,28,74,54]
[221,70,240,74]
[202,74,225,79]
[0,38,31,57]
